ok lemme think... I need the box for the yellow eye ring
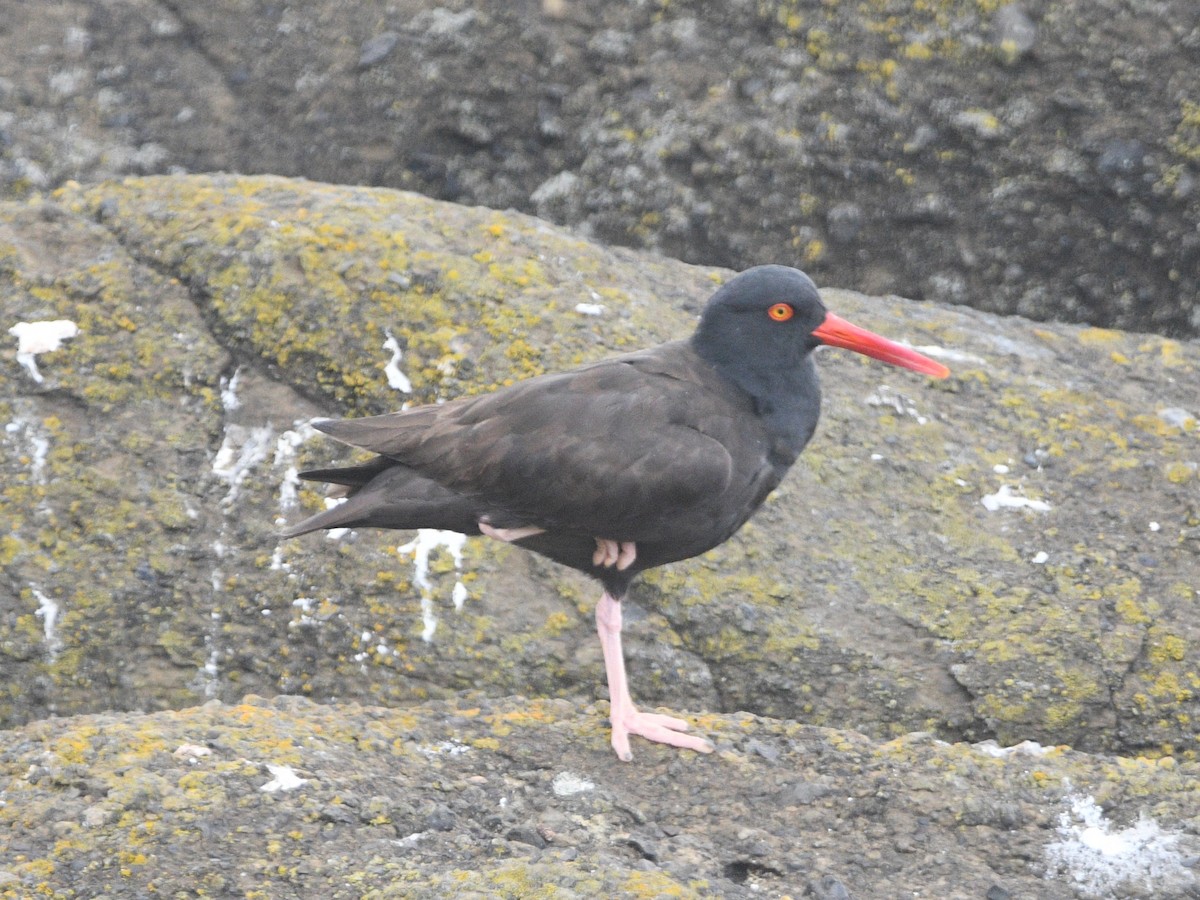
[767,302,794,322]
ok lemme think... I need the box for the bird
[281,265,949,761]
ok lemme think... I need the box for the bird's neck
[749,358,823,466]
[692,335,823,466]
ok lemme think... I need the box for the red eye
[767,302,794,322]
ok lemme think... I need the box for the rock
[409,7,477,40]
[530,169,581,214]
[506,823,547,849]
[0,697,1195,898]
[1,174,1199,763]
[357,32,401,69]
[809,875,854,900]
[1096,137,1148,177]
[0,0,1195,334]
[825,203,863,244]
[993,4,1038,61]
[586,29,634,62]
[951,109,1005,142]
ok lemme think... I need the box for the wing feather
[314,343,763,540]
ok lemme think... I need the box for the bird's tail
[277,501,362,538]
[279,461,480,538]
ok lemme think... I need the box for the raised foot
[593,538,636,570]
[610,706,714,762]
[478,521,545,542]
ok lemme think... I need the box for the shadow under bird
[282,265,949,761]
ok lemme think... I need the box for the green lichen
[1168,98,1200,162]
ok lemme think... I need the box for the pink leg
[594,591,714,761]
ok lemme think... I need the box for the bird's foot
[595,589,710,761]
[478,521,545,542]
[593,538,636,570]
[608,704,714,762]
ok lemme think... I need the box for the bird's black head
[690,265,828,386]
[691,264,949,401]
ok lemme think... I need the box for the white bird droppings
[1045,793,1190,898]
[8,319,79,383]
[981,484,1051,512]
[5,418,51,483]
[397,529,469,642]
[552,772,596,796]
[416,740,471,757]
[383,330,413,393]
[1157,407,1194,430]
[273,421,318,516]
[219,367,242,411]
[212,425,275,506]
[865,385,929,424]
[32,587,62,661]
[972,739,1050,758]
[260,764,307,793]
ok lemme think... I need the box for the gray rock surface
[2,7,1199,896]
[2,175,1199,767]
[0,1,1196,334]
[0,694,1197,899]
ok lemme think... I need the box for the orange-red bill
[812,312,950,379]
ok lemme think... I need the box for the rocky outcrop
[0,1,1196,334]
[3,171,1199,898]
[2,175,1198,767]
[3,6,1199,894]
[0,694,1196,899]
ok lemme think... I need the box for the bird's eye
[767,302,794,322]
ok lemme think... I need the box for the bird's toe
[593,537,617,567]
[593,537,637,569]
[615,541,637,570]
[610,708,714,761]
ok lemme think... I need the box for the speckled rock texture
[1,174,1198,774]
[0,695,1197,899]
[0,1,1196,335]
[2,174,1200,897]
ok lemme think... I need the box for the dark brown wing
[313,341,768,542]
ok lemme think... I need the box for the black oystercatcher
[282,265,949,760]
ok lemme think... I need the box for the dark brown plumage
[284,341,795,596]
[283,265,949,760]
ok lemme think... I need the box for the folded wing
[308,343,759,543]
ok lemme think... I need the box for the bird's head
[691,265,949,382]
